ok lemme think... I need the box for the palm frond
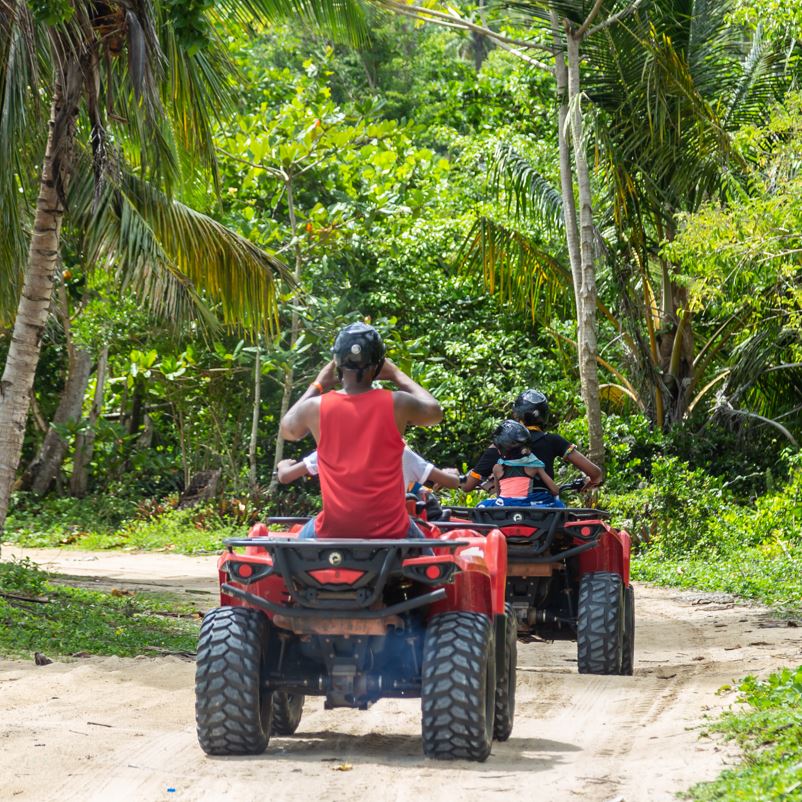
[69,156,288,335]
[716,323,802,436]
[226,0,369,47]
[0,1,46,321]
[459,216,573,324]
[600,382,645,413]
[491,142,564,230]
[722,24,791,131]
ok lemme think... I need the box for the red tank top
[315,389,408,538]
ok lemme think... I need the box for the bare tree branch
[575,0,605,38]
[587,0,644,38]
[376,0,556,55]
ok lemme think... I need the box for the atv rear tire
[421,611,496,761]
[577,572,624,675]
[271,692,304,735]
[620,585,635,676]
[195,606,273,755]
[493,604,517,741]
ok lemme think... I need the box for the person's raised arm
[379,358,442,428]
[565,448,603,489]
[280,361,337,442]
[428,466,461,490]
[276,459,310,484]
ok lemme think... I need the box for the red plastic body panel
[576,526,631,585]
[426,527,507,618]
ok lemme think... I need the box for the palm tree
[463,0,797,431]
[357,0,636,465]
[0,0,293,529]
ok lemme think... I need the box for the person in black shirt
[461,389,602,499]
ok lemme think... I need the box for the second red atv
[446,480,634,676]
[194,517,515,762]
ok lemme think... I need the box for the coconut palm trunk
[0,61,82,531]
[565,29,604,467]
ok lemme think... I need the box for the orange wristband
[311,381,324,394]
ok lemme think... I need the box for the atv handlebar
[558,477,589,494]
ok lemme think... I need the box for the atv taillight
[401,556,457,585]
[307,568,365,585]
[226,559,273,584]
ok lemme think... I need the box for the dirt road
[2,546,800,802]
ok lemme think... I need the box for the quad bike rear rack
[447,506,609,564]
[222,537,469,619]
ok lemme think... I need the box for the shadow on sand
[205,730,580,772]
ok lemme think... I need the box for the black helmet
[332,322,385,376]
[492,419,531,454]
[512,389,549,426]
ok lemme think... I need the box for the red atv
[446,480,634,676]
[194,518,515,761]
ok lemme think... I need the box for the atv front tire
[271,692,304,735]
[195,606,273,755]
[577,572,624,675]
[620,585,635,676]
[493,603,517,741]
[421,611,496,761]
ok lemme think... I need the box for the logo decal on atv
[328,551,343,566]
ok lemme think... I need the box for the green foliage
[688,666,802,801]
[164,0,213,54]
[607,452,802,611]
[0,559,199,657]
[6,493,139,546]
[25,0,73,24]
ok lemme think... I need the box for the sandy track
[2,547,801,802]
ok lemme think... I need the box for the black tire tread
[620,585,635,676]
[421,611,495,761]
[271,692,305,735]
[493,604,517,741]
[577,572,623,675]
[195,606,271,755]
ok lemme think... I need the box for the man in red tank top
[280,323,442,539]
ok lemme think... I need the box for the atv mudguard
[576,525,631,585]
[427,527,507,618]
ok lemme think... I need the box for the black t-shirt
[469,430,574,492]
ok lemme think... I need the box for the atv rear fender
[575,525,631,584]
[427,527,507,618]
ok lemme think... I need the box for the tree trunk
[71,345,109,497]
[552,16,583,307]
[269,174,303,494]
[565,31,605,468]
[0,62,82,531]
[27,347,92,495]
[248,339,261,492]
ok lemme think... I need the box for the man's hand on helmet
[376,358,402,384]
